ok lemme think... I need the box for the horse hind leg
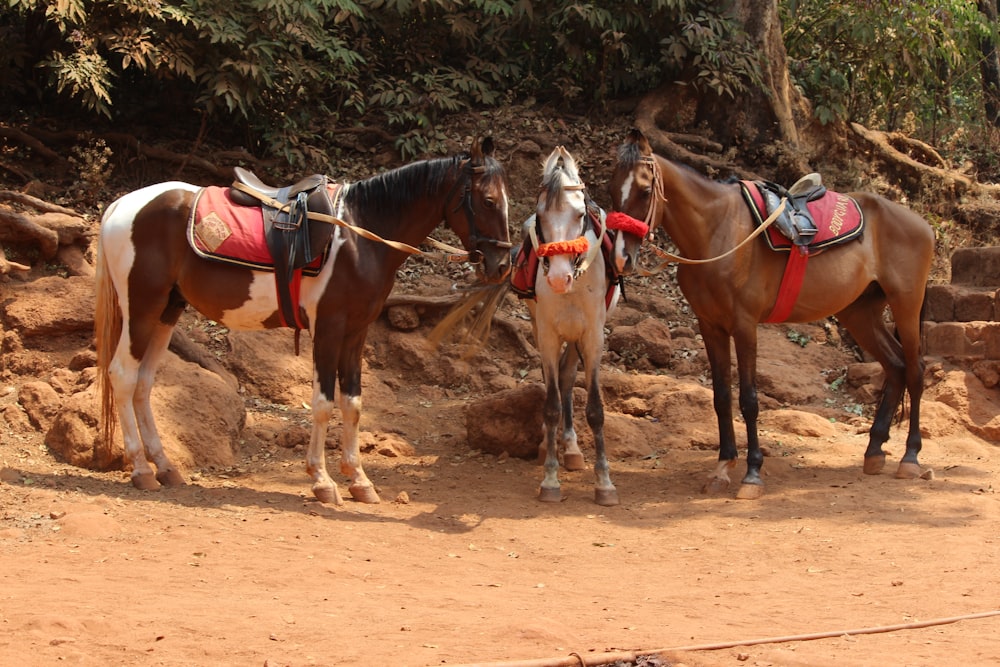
[888,292,927,479]
[837,294,916,476]
[108,299,185,490]
[132,320,185,487]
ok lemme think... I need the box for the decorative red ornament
[606,211,649,238]
[536,236,589,257]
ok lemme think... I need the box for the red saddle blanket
[186,186,327,275]
[739,180,865,323]
[739,181,865,251]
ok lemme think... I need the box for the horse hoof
[131,473,160,491]
[736,483,764,500]
[863,454,886,475]
[349,484,381,504]
[595,487,619,506]
[563,453,586,471]
[538,486,561,503]
[895,461,922,479]
[701,477,730,495]
[313,484,344,505]
[156,468,186,487]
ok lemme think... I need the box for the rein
[230,160,507,265]
[631,155,787,275]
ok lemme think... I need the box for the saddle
[756,173,826,246]
[228,167,338,330]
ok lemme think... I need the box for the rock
[465,384,544,459]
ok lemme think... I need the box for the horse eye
[484,197,497,209]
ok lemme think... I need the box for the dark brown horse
[609,129,935,499]
[95,138,511,504]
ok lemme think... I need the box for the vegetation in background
[0,0,757,166]
[3,0,1000,173]
[782,1,995,139]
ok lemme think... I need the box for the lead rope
[633,155,787,275]
[230,181,472,263]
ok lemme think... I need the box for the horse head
[447,136,512,284]
[531,145,592,295]
[609,128,662,274]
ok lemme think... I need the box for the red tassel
[606,211,649,238]
[536,236,589,257]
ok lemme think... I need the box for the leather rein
[631,155,786,275]
[230,159,511,264]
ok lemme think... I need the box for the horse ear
[627,128,653,155]
[480,136,496,158]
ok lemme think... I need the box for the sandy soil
[2,114,999,666]
[2,262,999,667]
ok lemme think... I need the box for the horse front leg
[557,344,585,471]
[583,345,618,506]
[305,375,343,505]
[700,324,739,494]
[537,340,564,503]
[337,343,379,504]
[733,325,764,500]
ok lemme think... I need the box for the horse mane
[344,152,506,230]
[540,150,581,213]
[615,141,643,170]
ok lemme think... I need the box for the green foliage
[782,0,995,140]
[0,0,759,168]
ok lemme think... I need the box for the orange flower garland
[536,236,589,257]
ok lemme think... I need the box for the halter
[446,159,514,265]
[526,182,606,280]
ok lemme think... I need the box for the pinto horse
[610,129,935,499]
[524,146,636,506]
[95,138,511,504]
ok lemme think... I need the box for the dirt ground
[2,258,1000,667]
[2,118,1000,666]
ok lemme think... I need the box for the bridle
[637,154,668,237]
[628,153,787,269]
[526,180,606,280]
[447,158,513,265]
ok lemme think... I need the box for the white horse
[524,146,621,506]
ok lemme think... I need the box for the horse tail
[428,281,511,358]
[93,205,122,466]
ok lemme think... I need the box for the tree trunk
[978,0,1000,127]
[634,0,839,181]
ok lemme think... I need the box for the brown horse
[95,138,511,504]
[609,128,935,499]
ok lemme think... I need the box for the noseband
[448,160,513,264]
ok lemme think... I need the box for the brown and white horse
[95,138,511,504]
[610,129,935,499]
